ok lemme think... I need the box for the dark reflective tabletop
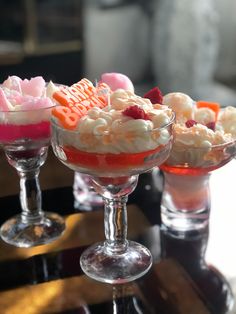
[0,161,236,314]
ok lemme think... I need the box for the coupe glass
[160,140,236,231]
[51,114,174,284]
[0,106,65,247]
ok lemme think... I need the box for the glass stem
[18,168,43,222]
[103,196,128,254]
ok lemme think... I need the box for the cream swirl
[174,124,232,148]
[217,106,236,137]
[67,90,174,154]
[162,91,236,167]
[163,92,195,122]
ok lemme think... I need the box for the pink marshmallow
[100,72,134,92]
[20,76,46,97]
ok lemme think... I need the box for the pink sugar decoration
[20,96,53,110]
[0,89,11,110]
[20,76,46,97]
[3,76,22,93]
[8,93,23,105]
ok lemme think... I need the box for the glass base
[0,212,65,247]
[80,240,153,284]
[161,205,209,231]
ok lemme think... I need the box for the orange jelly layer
[63,145,163,170]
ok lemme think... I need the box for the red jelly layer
[160,163,226,175]
[63,145,163,170]
[0,121,51,142]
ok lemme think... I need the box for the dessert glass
[0,106,65,247]
[73,172,103,211]
[160,140,236,231]
[51,114,174,284]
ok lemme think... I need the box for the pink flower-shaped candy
[19,96,53,111]
[0,89,13,110]
[20,76,46,97]
[3,76,22,93]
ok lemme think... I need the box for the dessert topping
[52,78,109,129]
[205,122,216,131]
[99,72,134,92]
[144,87,163,104]
[196,101,220,121]
[185,119,198,128]
[122,105,151,120]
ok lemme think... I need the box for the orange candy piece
[52,106,79,130]
[52,78,110,130]
[53,91,74,106]
[196,101,220,120]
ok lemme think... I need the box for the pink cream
[0,121,51,142]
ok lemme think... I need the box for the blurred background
[1,0,236,103]
[1,0,236,196]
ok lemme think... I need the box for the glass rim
[0,103,56,114]
[172,138,236,150]
[51,110,176,135]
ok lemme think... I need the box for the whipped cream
[217,106,236,137]
[162,92,236,167]
[174,124,232,148]
[194,107,215,125]
[61,89,174,154]
[163,92,235,147]
[163,92,195,122]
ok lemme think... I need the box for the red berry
[122,105,151,120]
[185,119,197,128]
[144,87,163,104]
[206,121,215,131]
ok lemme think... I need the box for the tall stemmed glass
[51,113,174,284]
[0,106,65,247]
[160,140,236,232]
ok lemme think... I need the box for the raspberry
[206,121,215,131]
[122,105,151,120]
[144,87,163,104]
[185,119,197,128]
